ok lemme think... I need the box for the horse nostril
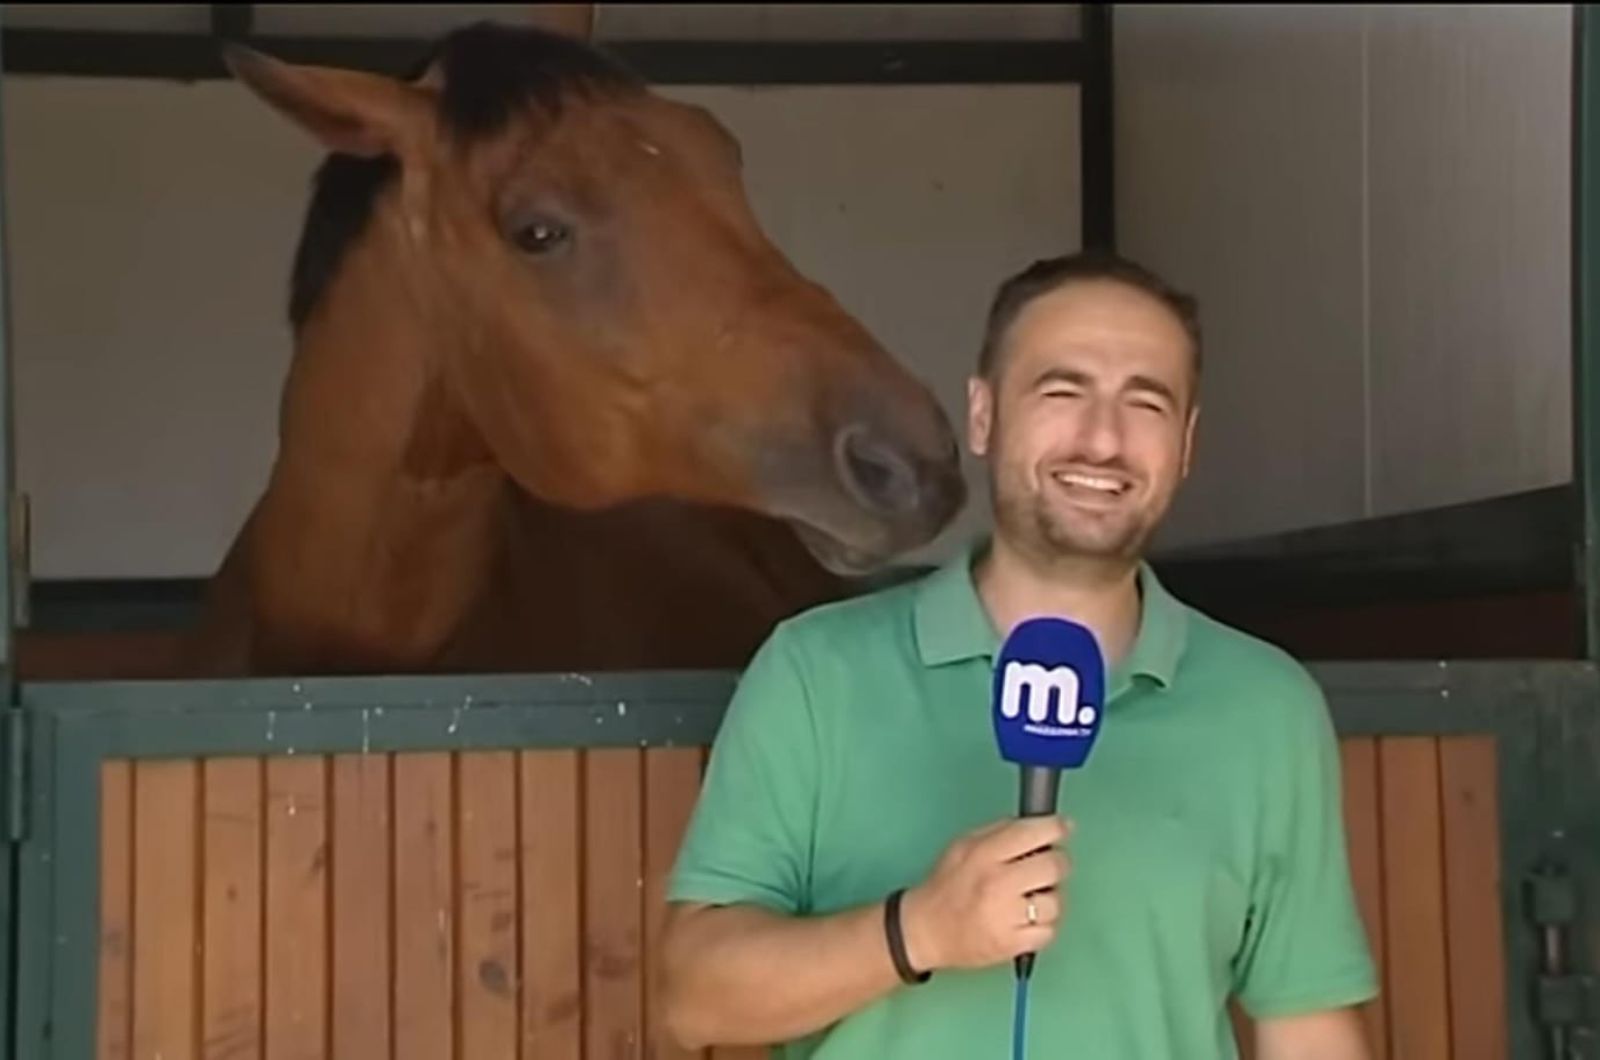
[837,426,921,516]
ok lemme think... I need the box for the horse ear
[223,43,427,159]
[528,4,596,41]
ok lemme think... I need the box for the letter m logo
[1000,661,1081,724]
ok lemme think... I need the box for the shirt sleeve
[1232,667,1380,1019]
[666,622,819,916]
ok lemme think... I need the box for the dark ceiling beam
[0,28,1084,86]
[1079,3,1114,251]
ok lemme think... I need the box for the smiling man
[659,252,1378,1059]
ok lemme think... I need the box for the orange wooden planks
[331,755,392,1060]
[92,729,1518,1060]
[132,761,198,1060]
[460,752,521,1060]
[263,757,328,1060]
[521,750,582,1060]
[584,749,645,1058]
[1379,738,1451,1060]
[394,753,455,1060]
[1439,737,1508,1060]
[201,758,263,1060]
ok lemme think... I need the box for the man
[659,251,1378,1058]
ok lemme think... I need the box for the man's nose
[1075,397,1124,462]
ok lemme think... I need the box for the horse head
[224,21,965,578]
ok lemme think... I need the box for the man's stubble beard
[988,468,1152,570]
[984,419,1158,572]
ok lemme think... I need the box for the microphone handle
[1014,766,1061,981]
[1018,765,1060,818]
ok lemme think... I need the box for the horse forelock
[287,20,641,332]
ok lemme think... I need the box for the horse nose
[835,424,939,517]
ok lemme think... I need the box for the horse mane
[286,21,642,331]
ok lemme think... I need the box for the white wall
[0,73,1080,579]
[1117,4,1574,551]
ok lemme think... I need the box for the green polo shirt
[668,541,1378,1058]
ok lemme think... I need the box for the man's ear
[1179,403,1200,479]
[224,44,431,159]
[967,375,994,458]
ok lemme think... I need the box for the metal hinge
[1529,863,1598,1058]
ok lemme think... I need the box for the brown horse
[87,20,960,678]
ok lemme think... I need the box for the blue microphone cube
[992,617,1107,770]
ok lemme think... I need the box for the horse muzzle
[758,419,966,575]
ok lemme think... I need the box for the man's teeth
[1051,471,1126,494]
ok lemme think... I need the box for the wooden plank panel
[395,753,455,1060]
[202,758,262,1060]
[96,735,1511,1060]
[331,755,392,1060]
[1440,737,1507,1060]
[644,749,704,1060]
[460,752,519,1060]
[264,757,327,1060]
[1340,739,1389,1060]
[97,761,132,1060]
[585,749,644,1058]
[132,761,198,1060]
[1379,738,1451,1059]
[521,750,581,1060]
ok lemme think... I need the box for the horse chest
[459,497,845,673]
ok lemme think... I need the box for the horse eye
[510,216,571,255]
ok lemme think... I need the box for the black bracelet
[884,888,931,985]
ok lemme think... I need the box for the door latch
[1529,863,1598,1058]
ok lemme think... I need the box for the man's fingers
[1015,925,1058,954]
[979,815,1071,862]
[1002,848,1069,897]
[1018,889,1062,927]
[965,818,1015,843]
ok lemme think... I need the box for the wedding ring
[1025,897,1038,925]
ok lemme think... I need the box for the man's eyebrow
[1030,366,1179,406]
[1127,374,1180,405]
[1030,366,1091,389]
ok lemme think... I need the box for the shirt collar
[912,539,1189,695]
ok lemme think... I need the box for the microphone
[991,616,1106,980]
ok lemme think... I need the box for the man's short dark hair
[977,250,1203,389]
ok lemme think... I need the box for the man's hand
[900,814,1073,973]
[1254,1007,1373,1060]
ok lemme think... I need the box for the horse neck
[487,492,852,671]
[243,216,506,673]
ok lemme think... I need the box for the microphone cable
[1011,885,1043,1060]
[1011,970,1031,1060]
